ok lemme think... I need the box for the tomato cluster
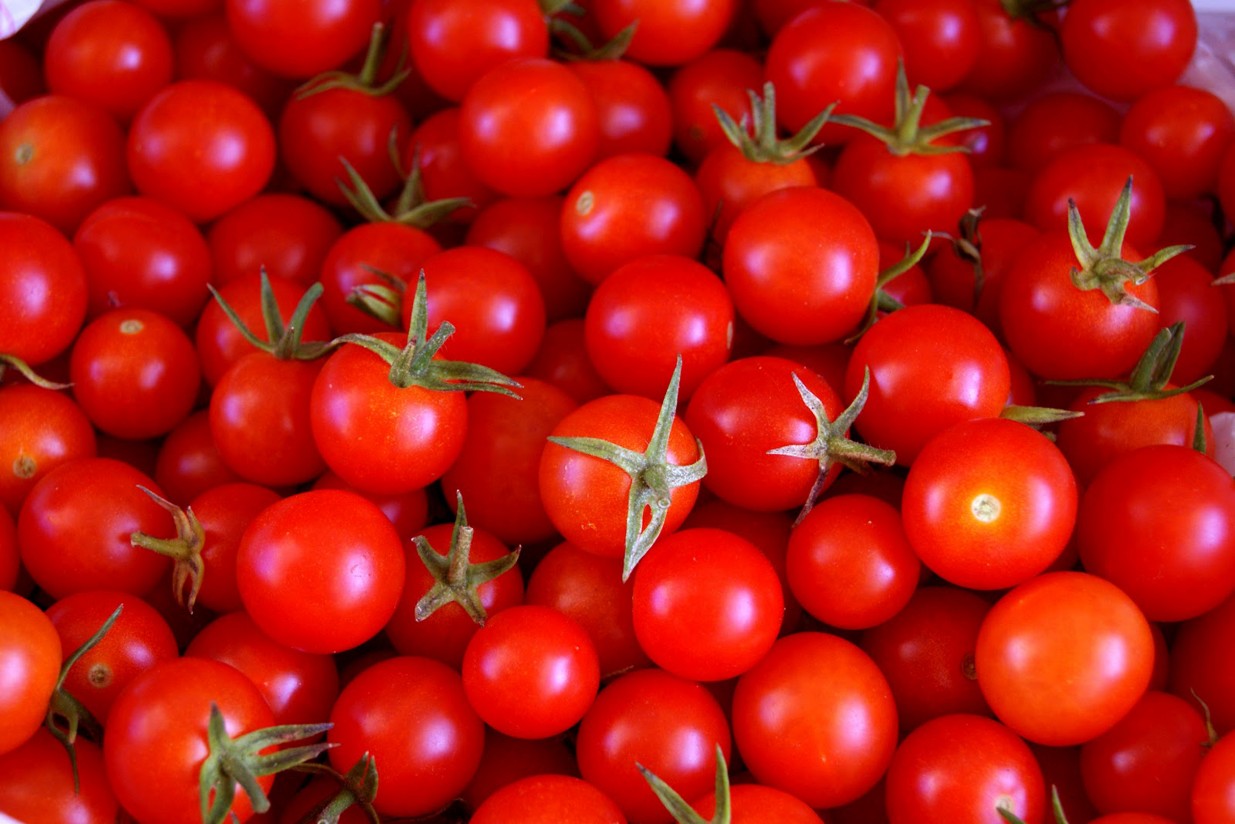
[2,0,1235,822]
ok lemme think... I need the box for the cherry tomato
[1060,0,1197,102]
[225,0,382,79]
[470,774,626,824]
[0,590,62,756]
[0,728,118,821]
[0,384,96,516]
[589,0,738,67]
[0,211,89,366]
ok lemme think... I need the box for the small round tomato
[469,774,626,824]
[0,384,96,516]
[1120,84,1235,201]
[236,489,405,654]
[665,48,762,165]
[0,590,62,756]
[732,632,898,809]
[0,728,118,822]
[590,0,737,66]
[127,79,275,223]
[225,0,381,79]
[632,527,783,682]
[901,418,1077,591]
[328,655,486,818]
[0,211,89,366]
[568,58,673,159]
[462,604,600,739]
[1060,0,1197,102]
[975,571,1155,747]
[787,493,920,630]
[884,713,1045,824]
[206,193,342,287]
[1193,729,1235,824]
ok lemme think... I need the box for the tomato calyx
[0,353,72,390]
[338,141,471,227]
[129,485,208,613]
[1067,177,1191,311]
[44,604,121,792]
[334,270,523,396]
[552,10,637,61]
[846,231,934,343]
[1048,321,1212,403]
[999,786,1068,824]
[413,491,521,625]
[713,81,835,165]
[294,22,409,100]
[199,705,335,824]
[292,752,381,824]
[208,269,336,361]
[830,63,989,157]
[767,367,897,524]
[548,356,707,581]
[640,743,731,824]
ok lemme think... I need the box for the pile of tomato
[3,0,1235,821]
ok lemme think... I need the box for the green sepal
[0,354,72,389]
[294,21,408,99]
[639,743,730,824]
[129,485,207,613]
[414,491,522,625]
[845,231,934,344]
[205,269,336,361]
[712,82,834,165]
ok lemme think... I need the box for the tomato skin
[975,571,1155,747]
[998,230,1159,381]
[1060,0,1196,103]
[1193,729,1235,824]
[0,727,118,822]
[694,140,819,245]
[1120,84,1235,202]
[309,333,469,495]
[439,377,577,547]
[458,57,599,197]
[568,58,673,160]
[0,590,62,757]
[207,193,342,288]
[470,774,627,824]
[859,585,993,732]
[186,610,340,728]
[225,0,382,79]
[763,2,903,145]
[0,95,131,235]
[590,0,737,67]
[1079,690,1208,822]
[44,0,174,123]
[18,458,172,599]
[957,0,1060,101]
[104,656,277,824]
[462,604,600,739]
[787,493,920,630]
[575,667,732,824]
[127,79,275,222]
[845,303,1011,466]
[732,631,898,809]
[236,489,405,654]
[524,541,650,678]
[831,136,976,246]
[462,729,581,812]
[328,655,486,818]
[632,527,784,682]
[407,0,548,102]
[885,713,1045,824]
[684,356,844,513]
[1076,444,1235,623]
[538,393,702,560]
[723,186,879,346]
[872,0,980,92]
[561,152,707,285]
[172,11,296,118]
[901,418,1077,591]
[584,254,733,401]
[0,211,89,366]
[46,589,178,727]
[0,384,97,516]
[665,48,762,166]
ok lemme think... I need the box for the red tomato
[632,527,784,682]
[18,458,172,599]
[901,418,1077,591]
[103,656,278,824]
[0,211,89,366]
[225,0,381,79]
[127,80,275,222]
[0,95,130,235]
[1193,729,1235,824]
[236,489,405,653]
[561,152,707,285]
[584,254,733,400]
[575,667,731,824]
[957,0,1061,101]
[206,193,342,288]
[845,303,1011,465]
[732,631,898,808]
[590,0,738,66]
[787,493,920,630]
[462,604,600,738]
[975,571,1155,747]
[885,714,1045,824]
[1168,592,1235,735]
[568,58,673,159]
[46,589,178,726]
[463,729,581,812]
[470,774,626,824]
[872,0,980,92]
[171,11,295,117]
[1006,90,1121,174]
[328,655,486,817]
[0,728,118,820]
[44,0,174,123]
[0,590,62,756]
[405,107,499,224]
[859,584,993,732]
[1120,84,1235,201]
[665,48,762,165]
[1076,444,1235,623]
[0,384,96,515]
[1060,0,1197,102]
[458,57,599,197]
